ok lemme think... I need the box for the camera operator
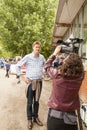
[44,45,84,130]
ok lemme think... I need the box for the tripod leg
[77,109,83,130]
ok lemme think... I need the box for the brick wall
[79,70,87,103]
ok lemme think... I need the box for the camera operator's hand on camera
[53,45,62,56]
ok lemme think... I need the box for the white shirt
[16,52,46,80]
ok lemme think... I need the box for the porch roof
[52,0,86,46]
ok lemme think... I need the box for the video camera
[56,38,83,54]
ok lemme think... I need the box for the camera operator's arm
[53,45,62,56]
[44,45,62,78]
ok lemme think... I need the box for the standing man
[16,41,46,129]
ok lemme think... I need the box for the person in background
[16,58,21,84]
[44,45,84,130]
[16,41,46,129]
[5,60,11,78]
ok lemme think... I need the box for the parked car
[10,64,26,75]
[21,65,26,75]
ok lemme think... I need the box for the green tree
[0,0,58,58]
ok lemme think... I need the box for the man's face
[33,44,41,55]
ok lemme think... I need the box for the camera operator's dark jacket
[44,55,84,112]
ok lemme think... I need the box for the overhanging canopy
[52,0,86,46]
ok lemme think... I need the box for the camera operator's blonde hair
[32,41,41,48]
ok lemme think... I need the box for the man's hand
[22,76,31,84]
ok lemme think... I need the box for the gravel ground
[0,68,51,130]
[0,68,87,130]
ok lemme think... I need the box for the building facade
[52,0,87,68]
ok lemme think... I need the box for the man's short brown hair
[32,41,41,48]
